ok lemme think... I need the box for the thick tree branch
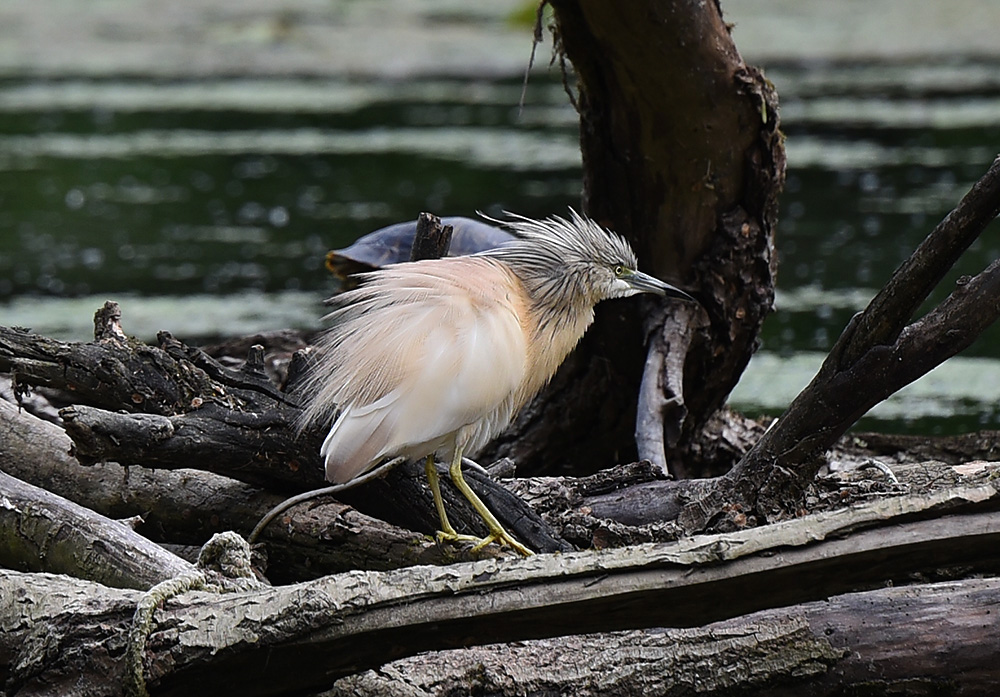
[0,468,193,590]
[2,483,999,696]
[710,157,1000,526]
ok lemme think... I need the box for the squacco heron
[299,210,694,555]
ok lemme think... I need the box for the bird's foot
[434,528,483,546]
[470,527,534,557]
[434,527,533,557]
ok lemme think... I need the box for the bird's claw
[471,528,534,557]
[434,529,482,545]
[435,528,534,557]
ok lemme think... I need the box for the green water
[1,62,999,435]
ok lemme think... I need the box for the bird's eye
[614,265,625,277]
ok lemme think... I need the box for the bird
[298,210,694,555]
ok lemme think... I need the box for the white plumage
[298,210,693,554]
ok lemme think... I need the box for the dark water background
[1,59,998,434]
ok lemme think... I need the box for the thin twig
[518,1,549,117]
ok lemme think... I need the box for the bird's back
[300,256,532,483]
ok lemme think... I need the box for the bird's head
[485,209,694,309]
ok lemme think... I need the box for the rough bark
[332,578,1000,697]
[0,468,194,590]
[485,0,783,477]
[2,483,999,697]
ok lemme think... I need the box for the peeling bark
[0,468,193,590]
[3,486,1000,696]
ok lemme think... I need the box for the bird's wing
[316,257,529,483]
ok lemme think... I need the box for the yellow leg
[446,448,534,556]
[425,455,479,545]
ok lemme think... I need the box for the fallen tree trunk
[2,480,999,696]
[0,468,193,590]
[330,576,1000,697]
[0,397,507,581]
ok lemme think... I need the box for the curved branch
[710,157,1000,526]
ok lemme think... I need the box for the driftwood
[2,473,998,696]
[8,569,998,697]
[0,468,193,590]
[3,203,1000,696]
[330,576,1000,697]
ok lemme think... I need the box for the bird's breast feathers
[321,257,533,479]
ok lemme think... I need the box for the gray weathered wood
[0,469,193,590]
[1,484,998,696]
[329,576,1000,696]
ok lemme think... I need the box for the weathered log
[0,397,513,581]
[59,401,317,490]
[0,468,193,590]
[2,482,999,696]
[330,577,1000,697]
[850,429,1000,464]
